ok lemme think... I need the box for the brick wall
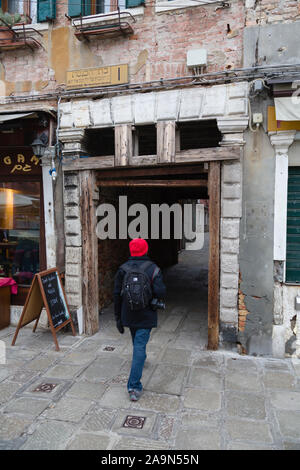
[245,0,300,26]
[0,0,244,97]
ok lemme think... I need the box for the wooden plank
[157,121,176,163]
[115,124,133,167]
[207,161,220,351]
[97,179,207,187]
[176,146,241,163]
[80,170,99,336]
[63,156,114,171]
[96,163,207,180]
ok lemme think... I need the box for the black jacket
[113,255,166,329]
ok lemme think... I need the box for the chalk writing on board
[41,271,69,329]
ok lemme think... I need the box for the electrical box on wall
[186,49,208,68]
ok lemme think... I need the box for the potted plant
[0,9,22,43]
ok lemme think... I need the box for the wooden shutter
[37,0,56,22]
[126,0,145,7]
[68,0,92,17]
[286,167,300,283]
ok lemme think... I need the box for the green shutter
[68,0,83,17]
[126,0,145,8]
[286,167,300,283]
[37,0,56,22]
[83,0,92,16]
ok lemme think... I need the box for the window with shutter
[126,0,145,7]
[37,0,56,22]
[286,167,300,283]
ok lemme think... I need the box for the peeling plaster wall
[0,0,244,98]
[239,128,275,355]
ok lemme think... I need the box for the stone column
[270,131,295,357]
[217,117,248,343]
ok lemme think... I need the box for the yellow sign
[66,64,129,89]
[268,106,300,132]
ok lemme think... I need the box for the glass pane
[0,182,40,286]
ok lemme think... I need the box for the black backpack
[120,261,160,311]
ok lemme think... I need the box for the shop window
[286,167,300,283]
[0,182,41,286]
[178,120,222,151]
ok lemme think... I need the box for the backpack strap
[152,266,160,283]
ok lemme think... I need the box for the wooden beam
[207,161,220,351]
[80,170,99,336]
[63,146,241,172]
[176,146,241,163]
[157,121,176,163]
[115,124,133,167]
[96,163,207,180]
[97,179,208,187]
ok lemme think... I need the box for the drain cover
[33,383,57,393]
[103,346,115,352]
[123,415,146,429]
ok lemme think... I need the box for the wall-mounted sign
[0,147,40,176]
[66,64,129,89]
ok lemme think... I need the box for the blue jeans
[127,328,151,392]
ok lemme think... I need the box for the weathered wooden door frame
[92,162,221,350]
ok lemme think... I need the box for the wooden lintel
[63,146,240,172]
[97,179,207,187]
[96,164,207,179]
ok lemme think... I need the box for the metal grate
[123,415,146,429]
[32,383,58,393]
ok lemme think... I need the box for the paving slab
[112,436,170,450]
[175,428,221,450]
[42,364,85,380]
[0,381,23,405]
[65,381,107,401]
[20,420,76,450]
[275,410,300,439]
[0,414,32,440]
[99,385,132,409]
[81,356,123,382]
[160,347,192,365]
[225,369,262,392]
[41,396,92,423]
[146,364,189,395]
[3,397,51,417]
[225,419,273,443]
[112,409,158,439]
[81,407,116,432]
[263,371,296,390]
[180,411,220,429]
[225,391,267,420]
[270,391,300,410]
[188,367,223,391]
[132,391,180,413]
[66,432,111,450]
[183,388,221,411]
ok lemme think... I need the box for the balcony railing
[67,8,136,42]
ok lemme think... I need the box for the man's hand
[116,320,124,334]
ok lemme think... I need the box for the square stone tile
[270,391,300,411]
[112,409,158,438]
[82,407,116,432]
[20,420,76,450]
[146,364,189,395]
[175,428,221,450]
[0,381,23,405]
[225,391,266,420]
[188,367,223,391]
[23,355,56,371]
[42,396,92,422]
[66,381,107,401]
[0,414,31,440]
[263,371,296,390]
[99,385,132,409]
[192,354,223,369]
[81,356,123,382]
[161,348,192,365]
[225,369,262,392]
[42,364,84,380]
[21,378,71,400]
[183,388,221,411]
[112,437,169,450]
[225,419,273,443]
[67,432,111,450]
[3,397,51,417]
[132,391,180,413]
[276,410,300,439]
[60,351,96,366]
[180,411,220,429]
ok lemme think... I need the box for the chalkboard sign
[11,268,76,351]
[40,271,70,329]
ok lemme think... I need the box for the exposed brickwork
[0,0,245,97]
[245,0,300,26]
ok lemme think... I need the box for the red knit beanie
[129,238,148,257]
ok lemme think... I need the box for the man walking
[114,238,166,402]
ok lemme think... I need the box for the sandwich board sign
[11,268,76,351]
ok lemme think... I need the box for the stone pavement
[1,301,300,451]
